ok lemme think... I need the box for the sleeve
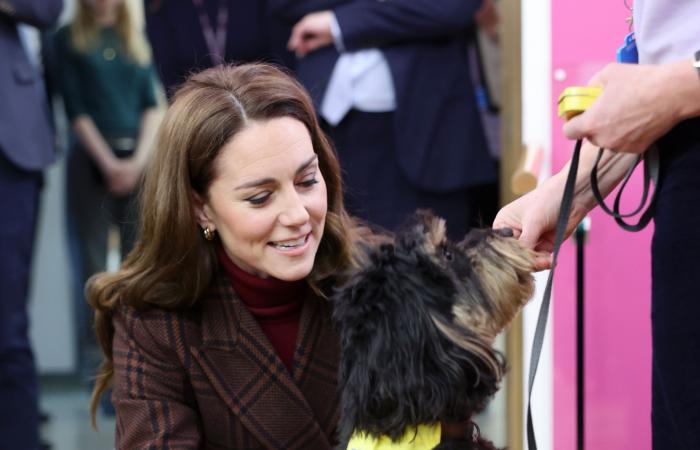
[0,0,62,30]
[333,0,482,51]
[139,66,158,112]
[112,305,202,449]
[52,28,89,122]
[267,0,348,24]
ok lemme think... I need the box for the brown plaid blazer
[111,272,341,449]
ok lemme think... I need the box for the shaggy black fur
[333,212,520,450]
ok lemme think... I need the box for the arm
[118,69,163,191]
[288,0,482,56]
[267,0,347,24]
[0,0,62,29]
[112,306,202,449]
[130,107,161,173]
[563,59,700,154]
[334,0,482,50]
[493,141,638,270]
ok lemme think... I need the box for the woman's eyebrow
[234,154,318,190]
[295,154,318,175]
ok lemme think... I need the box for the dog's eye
[442,247,453,261]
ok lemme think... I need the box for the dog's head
[333,210,535,444]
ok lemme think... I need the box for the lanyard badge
[617,32,638,63]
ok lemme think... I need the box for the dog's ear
[395,209,446,253]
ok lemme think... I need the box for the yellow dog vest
[346,424,441,450]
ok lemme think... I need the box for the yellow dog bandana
[347,424,441,450]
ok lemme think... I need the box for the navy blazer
[0,0,62,171]
[145,0,295,97]
[271,0,496,192]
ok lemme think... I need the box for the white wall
[521,0,554,448]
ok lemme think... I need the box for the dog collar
[346,424,441,450]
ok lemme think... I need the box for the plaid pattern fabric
[111,272,341,449]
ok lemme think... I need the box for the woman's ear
[190,190,216,231]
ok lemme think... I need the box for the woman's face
[195,117,328,281]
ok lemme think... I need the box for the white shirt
[320,14,396,126]
[633,0,700,65]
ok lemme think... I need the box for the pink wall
[551,2,652,450]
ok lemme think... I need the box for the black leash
[590,146,659,232]
[526,141,658,449]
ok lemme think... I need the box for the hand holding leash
[562,62,688,154]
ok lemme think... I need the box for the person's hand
[475,0,499,42]
[287,11,334,58]
[563,62,687,154]
[493,174,588,271]
[102,157,144,196]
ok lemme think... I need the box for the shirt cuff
[329,12,346,53]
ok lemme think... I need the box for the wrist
[665,58,700,121]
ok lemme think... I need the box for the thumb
[562,114,587,141]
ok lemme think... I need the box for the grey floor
[40,377,115,450]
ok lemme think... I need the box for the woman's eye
[297,177,318,188]
[246,192,271,205]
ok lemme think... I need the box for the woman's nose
[278,191,310,227]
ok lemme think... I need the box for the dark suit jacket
[144,0,295,97]
[0,0,62,171]
[271,0,496,193]
[112,272,341,449]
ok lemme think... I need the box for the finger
[492,216,523,238]
[287,23,305,51]
[562,114,587,141]
[302,36,325,54]
[532,253,553,271]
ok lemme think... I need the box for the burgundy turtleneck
[218,248,306,372]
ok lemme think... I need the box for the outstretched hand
[493,174,587,271]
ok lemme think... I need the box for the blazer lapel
[191,274,338,450]
[291,291,342,438]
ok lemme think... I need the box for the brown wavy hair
[88,63,363,423]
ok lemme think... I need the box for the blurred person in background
[273,0,498,239]
[51,0,160,398]
[0,0,63,448]
[144,0,295,98]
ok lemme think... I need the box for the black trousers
[323,109,498,240]
[0,155,42,450]
[651,118,700,450]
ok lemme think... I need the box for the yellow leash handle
[557,86,602,120]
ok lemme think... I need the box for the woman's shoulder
[113,299,204,360]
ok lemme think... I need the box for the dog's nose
[496,228,514,238]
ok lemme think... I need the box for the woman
[53,0,161,381]
[89,63,364,449]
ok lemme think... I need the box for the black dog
[333,211,535,450]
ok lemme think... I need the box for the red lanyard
[192,0,228,64]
